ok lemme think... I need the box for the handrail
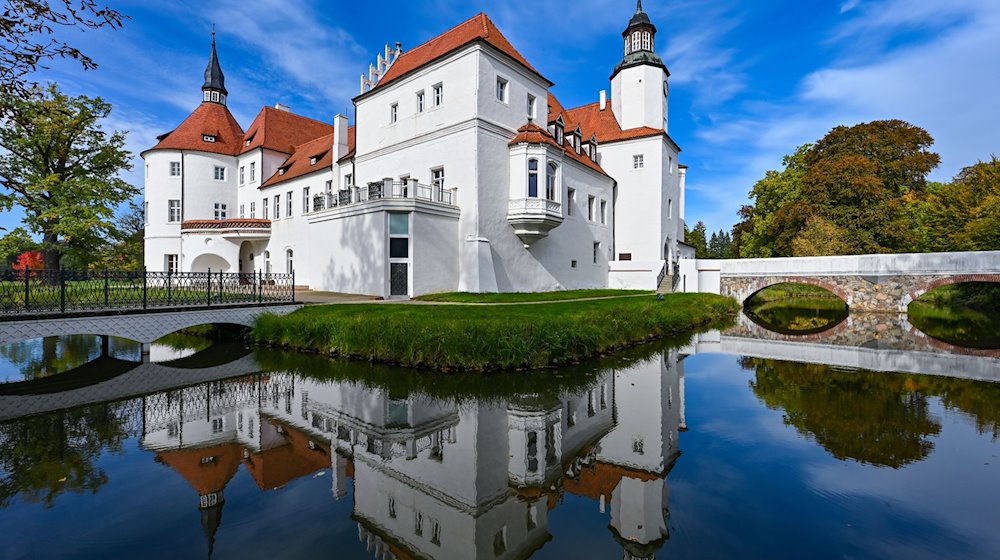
[0,268,295,317]
[309,180,458,213]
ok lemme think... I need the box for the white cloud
[839,0,861,14]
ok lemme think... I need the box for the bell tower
[611,1,670,131]
[202,31,228,106]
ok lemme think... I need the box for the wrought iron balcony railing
[308,180,457,213]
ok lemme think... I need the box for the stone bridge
[678,251,1000,312]
[0,304,301,347]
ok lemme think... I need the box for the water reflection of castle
[140,350,685,559]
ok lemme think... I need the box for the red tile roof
[564,101,666,144]
[261,125,356,188]
[148,102,245,156]
[243,420,331,490]
[242,106,334,155]
[564,461,662,501]
[368,13,548,93]
[508,121,609,177]
[157,442,243,496]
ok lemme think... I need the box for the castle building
[142,2,692,297]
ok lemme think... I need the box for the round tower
[611,1,670,131]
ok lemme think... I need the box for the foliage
[707,229,734,258]
[0,83,136,269]
[12,249,43,271]
[919,157,1000,252]
[0,1,126,103]
[684,221,709,259]
[414,289,650,303]
[92,202,144,270]
[0,227,39,267]
[736,120,945,256]
[252,294,739,372]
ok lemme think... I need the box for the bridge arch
[901,274,1000,309]
[735,277,850,309]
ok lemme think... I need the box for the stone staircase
[657,274,674,294]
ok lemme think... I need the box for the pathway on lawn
[295,291,657,306]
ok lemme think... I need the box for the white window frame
[593,241,600,264]
[496,76,508,103]
[286,191,293,217]
[527,94,536,119]
[168,199,181,223]
[344,174,353,188]
[262,198,268,220]
[165,254,179,274]
[213,202,228,220]
[588,195,596,221]
[169,161,181,177]
[250,201,256,219]
[239,165,245,185]
[416,90,425,112]
[600,199,607,225]
[239,204,245,218]
[274,195,281,220]
[431,167,445,189]
[213,166,226,181]
[566,188,575,216]
[432,83,444,107]
[546,162,558,201]
[250,162,256,182]
[303,187,310,213]
[390,102,398,124]
[633,154,644,169]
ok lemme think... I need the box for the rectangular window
[668,199,673,218]
[432,83,443,106]
[390,102,398,124]
[528,159,538,198]
[496,77,508,102]
[600,200,607,224]
[250,201,256,219]
[593,242,600,264]
[274,195,280,220]
[619,253,632,261]
[588,195,596,221]
[566,188,575,216]
[169,161,181,177]
[633,154,644,169]
[165,254,179,274]
[262,198,268,220]
[250,162,256,182]
[239,204,245,218]
[168,199,181,222]
[668,156,674,174]
[287,191,293,217]
[239,166,245,185]
[344,174,353,188]
[213,203,228,220]
[527,94,536,118]
[389,212,410,297]
[416,91,425,112]
[213,166,226,181]
[303,187,310,213]
[143,201,149,225]
[431,167,445,189]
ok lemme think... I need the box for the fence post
[258,270,262,304]
[142,267,148,310]
[207,268,212,307]
[292,269,296,303]
[219,269,224,305]
[59,267,66,314]
[103,269,109,308]
[23,267,29,312]
[167,270,172,306]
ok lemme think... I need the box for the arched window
[528,159,539,198]
[632,32,640,52]
[624,37,630,55]
[546,162,558,201]
[642,31,651,51]
[286,249,294,273]
[264,251,271,275]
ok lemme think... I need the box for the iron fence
[0,268,295,317]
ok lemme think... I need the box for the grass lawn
[252,293,738,371]
[413,289,652,303]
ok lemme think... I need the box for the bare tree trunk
[42,233,61,271]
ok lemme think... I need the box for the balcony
[307,180,458,213]
[180,219,271,239]
[507,198,563,246]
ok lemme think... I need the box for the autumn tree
[0,1,126,104]
[0,84,135,270]
[921,157,1000,252]
[736,144,810,257]
[0,226,39,267]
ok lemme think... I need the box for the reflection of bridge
[678,250,1000,312]
[0,304,301,350]
[682,313,1000,381]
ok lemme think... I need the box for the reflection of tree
[0,401,136,508]
[744,358,941,468]
[0,335,109,381]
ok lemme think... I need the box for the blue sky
[3,0,998,235]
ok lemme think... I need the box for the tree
[791,216,854,257]
[93,201,144,270]
[0,227,39,267]
[685,221,709,259]
[736,144,811,258]
[13,249,43,271]
[0,84,135,270]
[921,157,1000,252]
[0,1,126,103]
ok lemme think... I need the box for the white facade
[143,7,688,297]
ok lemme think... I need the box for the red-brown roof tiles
[148,102,245,156]
[508,122,609,177]
[157,442,243,496]
[369,13,547,93]
[565,101,666,144]
[261,125,356,189]
[242,106,334,155]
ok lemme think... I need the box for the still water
[1,312,999,559]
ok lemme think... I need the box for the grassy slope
[252,293,737,372]
[413,289,652,303]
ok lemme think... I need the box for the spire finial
[211,24,216,45]
[636,0,644,14]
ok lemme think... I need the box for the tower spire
[202,28,228,105]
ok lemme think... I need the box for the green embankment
[413,289,651,303]
[252,293,738,371]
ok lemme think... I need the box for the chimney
[599,90,607,111]
[333,114,349,163]
[275,103,290,112]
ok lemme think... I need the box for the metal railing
[0,268,296,317]
[656,262,668,289]
[308,180,457,213]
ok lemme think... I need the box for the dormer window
[278,168,286,176]
[211,91,220,103]
[203,134,216,143]
[310,157,318,165]
[554,115,565,145]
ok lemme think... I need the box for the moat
[1,300,999,559]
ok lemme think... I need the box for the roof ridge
[262,104,333,128]
[480,12,490,37]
